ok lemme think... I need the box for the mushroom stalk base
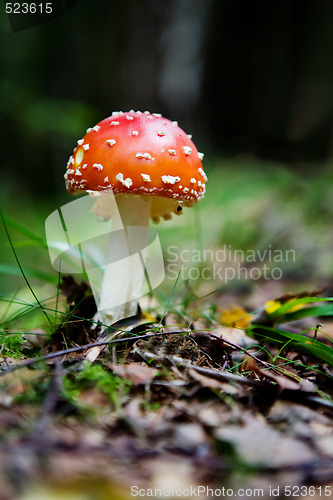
[97,195,151,326]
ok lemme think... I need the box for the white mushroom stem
[96,194,151,325]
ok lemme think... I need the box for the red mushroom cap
[64,111,207,220]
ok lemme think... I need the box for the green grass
[2,160,333,294]
[1,159,333,369]
[157,161,333,299]
[246,296,333,366]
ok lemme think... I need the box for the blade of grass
[0,263,58,283]
[279,304,333,324]
[2,214,47,247]
[269,296,333,320]
[154,270,193,325]
[248,324,333,365]
[1,210,53,326]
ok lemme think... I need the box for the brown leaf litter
[1,280,333,499]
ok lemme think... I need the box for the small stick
[314,323,323,340]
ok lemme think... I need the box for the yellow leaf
[219,306,253,329]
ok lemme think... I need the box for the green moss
[63,363,132,409]
[0,330,26,358]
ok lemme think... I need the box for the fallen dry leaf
[188,368,239,394]
[212,326,257,348]
[215,413,315,468]
[109,363,158,385]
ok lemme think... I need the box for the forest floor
[1,163,333,499]
[1,274,333,500]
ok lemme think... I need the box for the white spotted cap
[65,111,207,221]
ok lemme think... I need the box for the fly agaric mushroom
[64,110,207,325]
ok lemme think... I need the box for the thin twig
[209,333,282,375]
[0,330,189,376]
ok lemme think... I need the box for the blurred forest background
[2,0,333,296]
